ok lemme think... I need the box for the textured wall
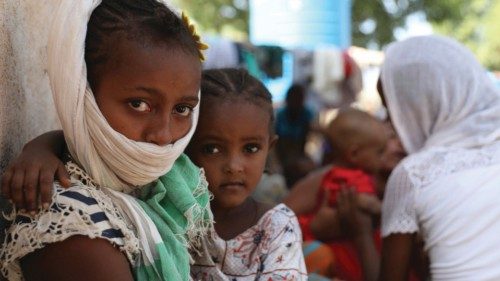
[0,0,60,243]
[0,0,60,177]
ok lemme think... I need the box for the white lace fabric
[382,143,500,237]
[0,162,140,281]
[382,143,500,279]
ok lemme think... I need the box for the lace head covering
[47,0,199,193]
[380,35,500,154]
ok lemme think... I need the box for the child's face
[187,100,275,210]
[380,122,407,173]
[353,122,389,174]
[92,40,201,145]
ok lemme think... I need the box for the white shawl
[380,35,500,154]
[47,0,198,193]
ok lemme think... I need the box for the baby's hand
[310,190,343,240]
[337,187,373,237]
[357,193,382,216]
[1,132,70,213]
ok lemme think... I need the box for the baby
[299,108,388,281]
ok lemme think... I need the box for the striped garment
[0,165,140,281]
[0,155,213,281]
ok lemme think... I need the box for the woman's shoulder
[393,145,500,189]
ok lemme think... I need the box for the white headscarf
[381,35,500,154]
[47,0,198,193]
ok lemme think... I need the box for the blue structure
[249,0,351,49]
[249,0,352,102]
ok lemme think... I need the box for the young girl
[187,69,307,280]
[3,68,308,279]
[0,0,212,280]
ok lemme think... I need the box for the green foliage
[351,0,419,48]
[476,1,500,70]
[172,0,249,40]
[424,0,500,70]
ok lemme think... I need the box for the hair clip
[182,12,209,62]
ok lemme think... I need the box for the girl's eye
[202,145,220,154]
[174,105,193,117]
[244,144,260,153]
[129,100,151,112]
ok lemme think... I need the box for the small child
[319,108,387,208]
[298,108,388,281]
[3,68,307,280]
[187,68,307,280]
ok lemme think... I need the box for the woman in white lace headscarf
[379,35,500,280]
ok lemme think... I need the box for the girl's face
[187,100,276,210]
[93,39,201,145]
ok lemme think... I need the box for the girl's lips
[219,182,245,190]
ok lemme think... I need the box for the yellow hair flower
[182,12,209,62]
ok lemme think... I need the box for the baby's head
[85,0,202,145]
[325,108,388,174]
[186,68,277,209]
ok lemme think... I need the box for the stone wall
[0,0,60,243]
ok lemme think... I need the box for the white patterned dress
[191,204,307,281]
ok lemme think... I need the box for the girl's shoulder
[254,203,301,235]
[0,182,139,280]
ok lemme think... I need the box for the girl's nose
[224,154,244,174]
[146,127,173,146]
[145,115,173,146]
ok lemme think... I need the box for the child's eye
[174,105,193,117]
[202,145,220,154]
[129,100,151,112]
[244,144,260,153]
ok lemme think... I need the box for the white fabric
[381,36,500,280]
[47,0,198,193]
[0,162,141,281]
[312,46,344,106]
[202,36,239,69]
[380,35,500,154]
[191,204,307,280]
[383,145,500,280]
[106,189,162,274]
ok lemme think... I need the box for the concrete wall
[0,0,60,239]
[0,0,60,178]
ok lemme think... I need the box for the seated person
[287,108,388,281]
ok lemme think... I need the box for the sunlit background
[172,0,500,111]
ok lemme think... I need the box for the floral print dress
[191,204,307,280]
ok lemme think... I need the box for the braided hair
[201,68,274,131]
[85,0,199,89]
